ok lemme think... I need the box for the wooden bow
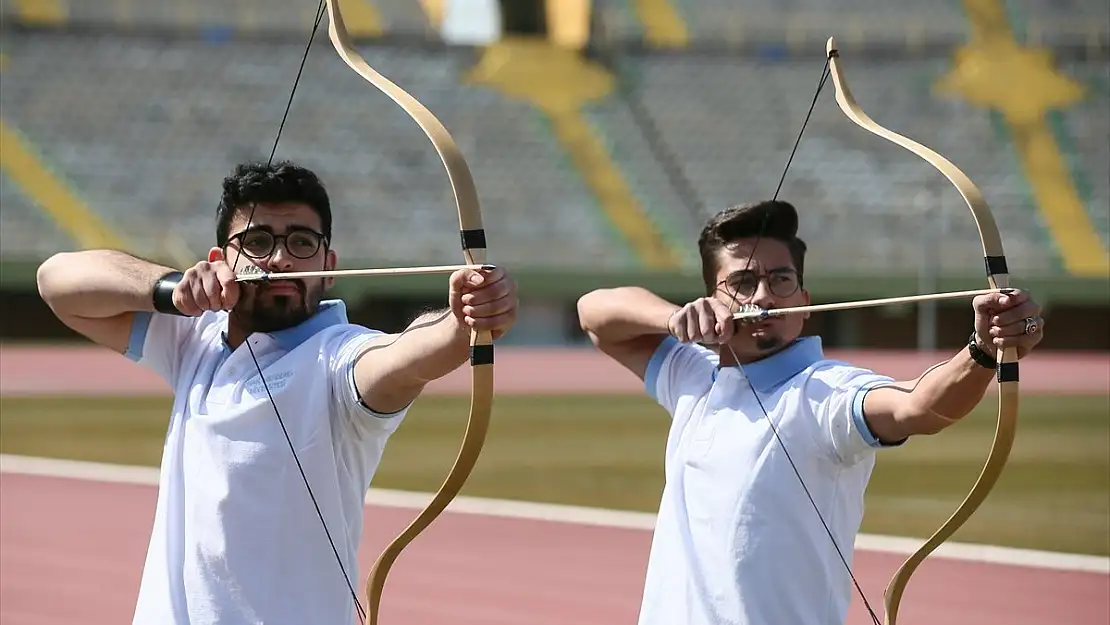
[824,37,1020,624]
[318,2,496,622]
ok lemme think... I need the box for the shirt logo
[244,370,295,396]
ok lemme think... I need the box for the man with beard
[576,200,1046,625]
[36,161,519,625]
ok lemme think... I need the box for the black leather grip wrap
[460,228,487,250]
[152,270,186,316]
[984,255,1009,276]
[997,361,1019,383]
[470,344,494,366]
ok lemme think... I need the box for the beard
[754,334,783,351]
[237,279,323,333]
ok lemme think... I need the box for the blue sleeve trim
[346,343,407,420]
[851,378,906,448]
[644,336,678,401]
[125,312,153,362]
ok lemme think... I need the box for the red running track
[2,472,1108,625]
[2,345,1108,397]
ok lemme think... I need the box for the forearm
[385,308,472,385]
[901,344,997,432]
[577,287,677,344]
[37,250,175,319]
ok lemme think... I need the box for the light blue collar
[262,299,350,351]
[718,336,826,393]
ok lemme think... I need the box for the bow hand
[973,288,1044,360]
[449,265,518,340]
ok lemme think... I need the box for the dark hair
[697,200,807,294]
[216,161,332,246]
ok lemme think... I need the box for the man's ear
[801,286,811,320]
[208,247,224,263]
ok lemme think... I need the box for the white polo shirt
[637,336,899,625]
[123,300,407,625]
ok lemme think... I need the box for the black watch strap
[152,270,186,316]
[967,331,997,370]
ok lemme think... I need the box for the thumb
[452,268,484,290]
[975,289,1015,313]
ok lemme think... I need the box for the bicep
[812,370,905,466]
[859,381,918,444]
[55,310,138,355]
[348,333,418,415]
[590,334,713,415]
[862,373,963,439]
[584,331,667,382]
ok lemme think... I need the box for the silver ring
[1023,316,1041,336]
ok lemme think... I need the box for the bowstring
[223,1,369,623]
[724,55,882,625]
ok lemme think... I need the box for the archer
[576,200,1045,625]
[36,160,519,625]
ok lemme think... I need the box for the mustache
[253,279,307,296]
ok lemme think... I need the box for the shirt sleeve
[124,311,203,386]
[644,336,719,417]
[328,328,410,435]
[811,366,903,466]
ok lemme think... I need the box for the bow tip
[825,37,839,57]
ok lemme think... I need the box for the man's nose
[749,280,777,309]
[265,243,296,271]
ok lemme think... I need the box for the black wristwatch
[152,270,187,316]
[967,331,997,370]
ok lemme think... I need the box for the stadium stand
[0,0,381,36]
[0,173,75,260]
[593,51,1067,277]
[374,0,437,36]
[1055,58,1110,245]
[0,0,1105,283]
[0,32,635,271]
[592,0,1107,51]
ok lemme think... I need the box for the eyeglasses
[226,228,328,259]
[717,268,801,300]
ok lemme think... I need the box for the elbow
[576,288,611,334]
[36,253,73,309]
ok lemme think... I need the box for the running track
[1,346,1108,623]
[2,455,1108,625]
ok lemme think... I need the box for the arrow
[235,263,495,282]
[733,287,1013,322]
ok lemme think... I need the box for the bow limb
[824,37,1020,625]
[322,2,495,623]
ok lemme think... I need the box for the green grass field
[1,393,1107,557]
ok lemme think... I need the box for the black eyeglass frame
[223,227,330,260]
[716,267,803,300]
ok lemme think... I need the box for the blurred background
[0,0,1106,347]
[0,2,1107,622]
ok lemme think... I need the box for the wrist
[967,331,997,369]
[664,307,681,334]
[152,271,186,316]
